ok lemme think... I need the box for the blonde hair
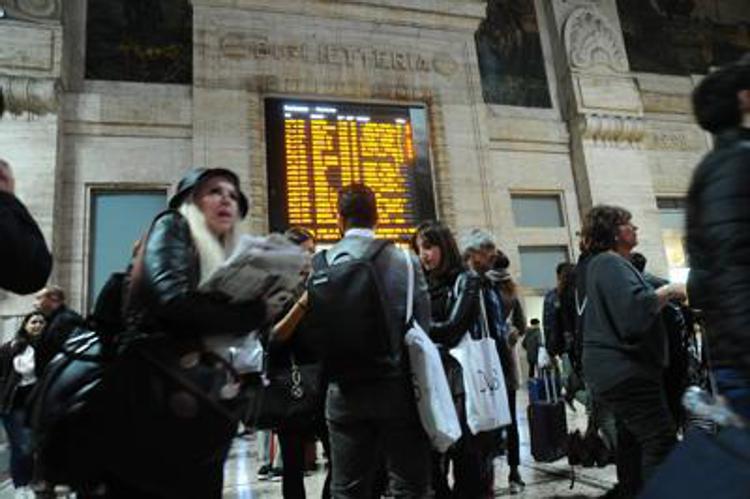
[178,202,237,285]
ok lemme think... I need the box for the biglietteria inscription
[219,33,459,76]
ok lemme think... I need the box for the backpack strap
[311,249,329,271]
[361,238,392,262]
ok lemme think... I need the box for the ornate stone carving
[579,113,645,146]
[0,76,60,115]
[0,0,60,21]
[563,7,628,73]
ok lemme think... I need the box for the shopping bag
[402,249,461,452]
[449,289,511,435]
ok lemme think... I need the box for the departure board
[266,99,436,243]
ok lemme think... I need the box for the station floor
[0,391,617,498]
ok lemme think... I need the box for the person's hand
[656,282,687,305]
[0,162,15,194]
[537,346,551,369]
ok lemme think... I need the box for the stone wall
[0,0,722,325]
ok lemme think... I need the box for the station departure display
[265,99,436,243]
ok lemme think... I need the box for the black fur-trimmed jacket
[126,210,267,339]
[687,127,750,377]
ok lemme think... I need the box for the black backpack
[304,239,402,380]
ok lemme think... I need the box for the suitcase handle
[541,367,559,403]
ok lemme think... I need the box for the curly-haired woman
[581,205,685,497]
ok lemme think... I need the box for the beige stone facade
[0,0,714,332]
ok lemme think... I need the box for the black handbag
[247,353,323,431]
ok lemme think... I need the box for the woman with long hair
[581,205,685,497]
[0,311,46,492]
[411,221,486,498]
[101,168,271,498]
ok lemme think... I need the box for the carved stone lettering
[216,33,459,77]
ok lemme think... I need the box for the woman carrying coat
[581,205,685,497]
[102,168,272,498]
[0,311,45,492]
[411,221,486,498]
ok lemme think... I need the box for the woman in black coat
[411,221,485,499]
[0,311,45,490]
[103,168,271,498]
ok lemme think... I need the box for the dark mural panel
[476,0,552,108]
[86,0,192,83]
[619,0,750,75]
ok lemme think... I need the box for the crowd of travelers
[0,56,748,499]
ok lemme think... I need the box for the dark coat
[427,269,480,396]
[0,340,23,414]
[104,210,268,496]
[35,305,85,374]
[127,210,267,338]
[687,127,750,378]
[0,192,52,295]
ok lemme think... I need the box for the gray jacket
[582,252,666,394]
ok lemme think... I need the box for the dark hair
[16,311,45,344]
[629,252,647,273]
[411,221,464,278]
[556,262,572,277]
[338,184,377,229]
[285,226,315,246]
[692,61,750,133]
[580,205,632,254]
[493,250,510,270]
[530,318,540,326]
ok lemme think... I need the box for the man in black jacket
[687,59,750,420]
[0,160,52,295]
[33,286,84,373]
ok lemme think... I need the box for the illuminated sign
[266,99,436,243]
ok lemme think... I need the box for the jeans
[1,408,34,487]
[714,368,750,420]
[327,417,432,498]
[597,376,677,497]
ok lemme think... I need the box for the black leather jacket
[127,210,267,340]
[687,128,750,377]
[428,269,480,348]
[0,191,52,295]
[427,269,480,396]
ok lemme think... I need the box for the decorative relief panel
[579,113,645,146]
[563,6,628,73]
[0,75,60,115]
[0,0,61,21]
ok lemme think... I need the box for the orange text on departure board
[283,107,419,242]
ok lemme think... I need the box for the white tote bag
[402,249,462,452]
[450,288,511,435]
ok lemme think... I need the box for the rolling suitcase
[527,368,568,462]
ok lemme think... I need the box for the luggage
[528,371,562,404]
[528,368,568,462]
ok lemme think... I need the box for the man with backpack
[303,184,433,498]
